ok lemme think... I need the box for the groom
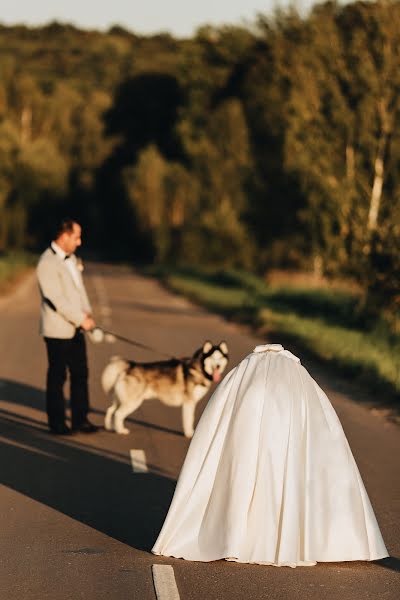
[36,217,98,435]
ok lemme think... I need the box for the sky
[1,1,317,38]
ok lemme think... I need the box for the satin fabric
[152,345,388,567]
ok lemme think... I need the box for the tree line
[0,1,399,315]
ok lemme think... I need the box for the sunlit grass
[167,275,249,313]
[147,266,400,400]
[259,308,400,395]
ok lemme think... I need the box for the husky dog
[102,341,229,438]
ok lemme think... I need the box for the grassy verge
[0,251,37,295]
[144,265,400,406]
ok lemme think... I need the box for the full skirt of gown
[152,344,388,567]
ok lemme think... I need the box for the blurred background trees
[0,1,399,314]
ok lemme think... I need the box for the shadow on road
[376,556,400,572]
[0,379,186,438]
[0,385,175,552]
[90,407,185,437]
[0,378,45,411]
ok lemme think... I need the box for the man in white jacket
[37,218,98,435]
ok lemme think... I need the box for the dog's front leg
[182,402,195,438]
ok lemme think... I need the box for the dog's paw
[184,429,194,439]
[116,427,130,435]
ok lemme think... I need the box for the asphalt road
[0,263,399,600]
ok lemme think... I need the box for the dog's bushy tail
[101,356,129,394]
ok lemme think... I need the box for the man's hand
[81,315,96,331]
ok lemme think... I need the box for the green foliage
[0,250,36,292]
[0,2,398,312]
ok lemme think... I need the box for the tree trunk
[368,134,386,231]
[346,143,355,181]
[20,105,32,144]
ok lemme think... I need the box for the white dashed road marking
[130,449,148,473]
[152,565,181,600]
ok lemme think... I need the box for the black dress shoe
[49,424,73,436]
[71,420,99,433]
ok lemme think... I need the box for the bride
[152,343,388,567]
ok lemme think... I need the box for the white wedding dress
[152,344,388,567]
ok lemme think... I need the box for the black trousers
[44,330,90,429]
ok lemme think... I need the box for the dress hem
[151,550,389,567]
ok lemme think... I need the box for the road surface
[0,263,399,599]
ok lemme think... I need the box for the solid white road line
[152,565,181,600]
[130,449,148,473]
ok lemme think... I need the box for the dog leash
[40,286,176,359]
[90,326,176,359]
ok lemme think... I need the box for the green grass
[0,251,37,294]
[144,265,400,403]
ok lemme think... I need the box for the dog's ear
[219,341,228,355]
[202,341,213,354]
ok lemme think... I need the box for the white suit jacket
[36,247,92,339]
